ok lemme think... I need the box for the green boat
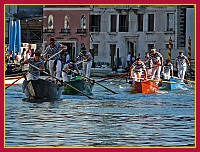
[63,76,94,95]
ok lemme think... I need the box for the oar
[148,79,181,84]
[84,76,118,94]
[172,76,195,84]
[5,74,26,89]
[114,74,128,85]
[45,49,63,62]
[29,63,94,99]
[64,70,118,94]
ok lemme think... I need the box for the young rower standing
[149,48,164,84]
[43,38,66,82]
[21,49,45,80]
[175,52,190,81]
[144,52,152,77]
[75,45,93,78]
[163,59,173,80]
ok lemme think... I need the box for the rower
[130,57,147,85]
[75,43,93,78]
[162,59,173,80]
[20,49,45,80]
[43,38,67,82]
[149,48,164,84]
[62,60,80,82]
[175,52,190,82]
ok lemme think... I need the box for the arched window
[81,15,86,29]
[48,14,53,29]
[64,15,70,29]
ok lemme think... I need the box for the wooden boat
[5,71,27,87]
[162,77,185,90]
[131,80,159,94]
[22,79,63,99]
[63,76,94,95]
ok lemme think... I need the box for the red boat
[131,80,159,94]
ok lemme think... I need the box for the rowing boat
[131,80,159,94]
[5,71,27,87]
[162,77,185,90]
[63,76,94,95]
[22,79,63,99]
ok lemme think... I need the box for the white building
[89,5,195,68]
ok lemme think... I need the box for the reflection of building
[43,5,90,59]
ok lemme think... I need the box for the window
[147,44,155,52]
[89,15,101,32]
[138,14,143,31]
[148,14,154,32]
[64,15,70,29]
[119,15,128,32]
[111,15,117,32]
[93,44,98,56]
[110,44,116,68]
[48,14,53,29]
[81,15,86,29]
[167,13,174,31]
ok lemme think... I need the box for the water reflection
[5,80,195,147]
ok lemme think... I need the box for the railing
[76,29,87,35]
[43,28,55,33]
[60,28,71,34]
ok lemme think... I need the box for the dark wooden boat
[162,77,185,90]
[131,80,159,94]
[63,76,94,95]
[22,79,63,99]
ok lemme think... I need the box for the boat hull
[131,80,159,94]
[63,79,94,95]
[5,76,25,87]
[22,79,63,99]
[162,77,185,90]
[5,71,27,87]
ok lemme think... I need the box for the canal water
[5,78,195,147]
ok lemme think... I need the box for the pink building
[43,5,90,59]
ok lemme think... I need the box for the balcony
[59,28,71,35]
[43,28,55,35]
[76,29,87,35]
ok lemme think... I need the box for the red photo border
[1,0,198,152]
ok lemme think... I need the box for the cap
[50,38,55,42]
[80,47,86,52]
[151,48,156,52]
[34,49,42,56]
[179,51,183,55]
[136,57,141,61]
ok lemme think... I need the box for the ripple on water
[5,80,195,147]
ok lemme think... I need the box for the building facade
[5,5,195,69]
[43,5,90,59]
[90,5,195,68]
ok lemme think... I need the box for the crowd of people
[5,38,191,85]
[5,38,93,84]
[129,48,191,85]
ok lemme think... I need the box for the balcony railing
[43,28,55,33]
[60,28,71,34]
[76,29,87,35]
